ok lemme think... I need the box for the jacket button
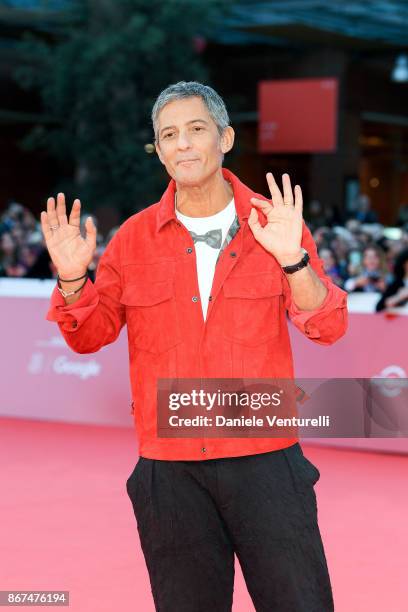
[72,320,78,329]
[230,251,237,258]
[201,447,207,453]
[186,247,193,254]
[208,295,212,302]
[192,296,199,302]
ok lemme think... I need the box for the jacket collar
[156,167,253,233]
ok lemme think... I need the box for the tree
[13,0,226,222]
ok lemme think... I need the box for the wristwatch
[281,248,310,274]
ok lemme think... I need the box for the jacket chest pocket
[119,279,181,354]
[222,272,283,347]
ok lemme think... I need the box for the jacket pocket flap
[223,273,283,299]
[120,280,174,307]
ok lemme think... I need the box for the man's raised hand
[40,193,97,278]
[248,172,304,266]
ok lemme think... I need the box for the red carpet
[1,417,407,611]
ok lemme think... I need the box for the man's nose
[176,132,192,149]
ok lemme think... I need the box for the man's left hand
[248,172,304,266]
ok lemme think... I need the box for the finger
[247,207,264,237]
[282,173,294,206]
[84,216,97,251]
[40,210,53,243]
[294,184,303,214]
[68,199,81,228]
[250,197,273,215]
[56,192,68,226]
[266,172,283,206]
[46,196,59,228]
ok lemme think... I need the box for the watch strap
[281,249,310,274]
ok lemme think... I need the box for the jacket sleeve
[282,221,348,346]
[45,229,126,354]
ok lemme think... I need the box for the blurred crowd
[1,194,408,313]
[307,195,408,312]
[0,201,118,284]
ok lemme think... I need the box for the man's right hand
[40,193,97,279]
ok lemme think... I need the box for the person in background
[351,194,379,224]
[346,249,363,279]
[376,248,408,312]
[306,199,328,231]
[24,245,54,279]
[344,244,388,293]
[318,247,345,287]
[312,226,334,251]
[328,233,349,279]
[396,203,408,228]
[19,244,40,271]
[0,232,27,277]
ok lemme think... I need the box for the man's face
[155,96,233,185]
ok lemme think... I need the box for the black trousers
[126,442,334,612]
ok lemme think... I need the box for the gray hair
[151,81,230,143]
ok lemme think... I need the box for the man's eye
[163,133,174,139]
[193,127,203,131]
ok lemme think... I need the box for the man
[43,81,348,611]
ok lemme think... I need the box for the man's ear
[155,142,165,165]
[220,126,235,155]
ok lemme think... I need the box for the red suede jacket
[46,167,348,460]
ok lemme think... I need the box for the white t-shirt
[175,195,236,320]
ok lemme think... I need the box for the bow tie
[189,229,222,249]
